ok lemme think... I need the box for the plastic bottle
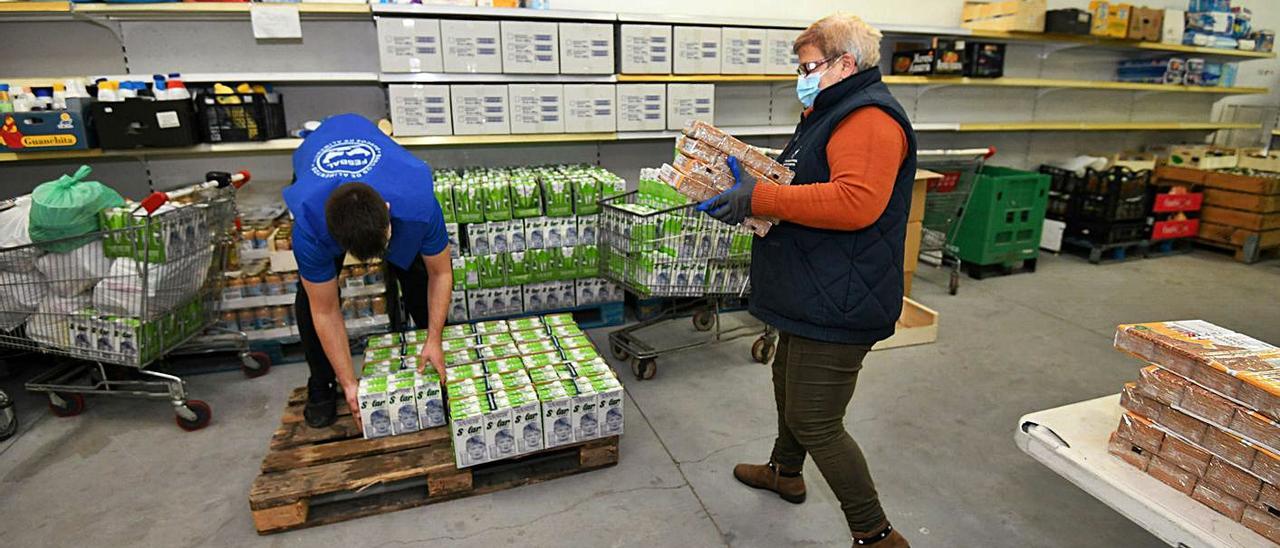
[33,88,53,111]
[166,79,190,100]
[119,82,140,99]
[0,84,12,114]
[51,83,67,110]
[213,83,241,105]
[97,81,119,102]
[152,74,168,100]
[64,79,89,99]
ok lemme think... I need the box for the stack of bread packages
[1111,320,1280,542]
[657,120,795,237]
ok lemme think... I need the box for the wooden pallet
[250,387,620,535]
[1062,237,1149,265]
[1196,222,1280,264]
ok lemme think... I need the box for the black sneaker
[304,384,337,429]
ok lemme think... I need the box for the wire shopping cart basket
[917,147,996,295]
[0,171,258,431]
[599,191,775,380]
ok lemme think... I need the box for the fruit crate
[1072,167,1152,224]
[952,166,1050,268]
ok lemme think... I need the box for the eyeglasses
[796,54,842,76]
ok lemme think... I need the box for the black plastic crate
[1072,166,1152,223]
[1045,8,1092,35]
[1038,165,1081,221]
[195,91,287,143]
[91,98,199,149]
[1067,219,1150,245]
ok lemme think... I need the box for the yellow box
[962,0,1048,32]
[1090,1,1133,38]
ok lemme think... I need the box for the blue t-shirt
[283,114,448,283]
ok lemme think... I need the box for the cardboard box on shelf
[440,19,503,73]
[501,20,559,74]
[450,84,509,135]
[618,24,672,74]
[666,84,715,131]
[961,0,1047,32]
[563,84,616,133]
[508,84,564,134]
[388,84,452,137]
[559,23,613,74]
[616,84,666,132]
[720,27,766,74]
[1127,7,1163,42]
[673,26,722,74]
[1168,145,1238,171]
[1162,9,1186,45]
[765,29,802,75]
[377,18,444,73]
[1089,1,1132,39]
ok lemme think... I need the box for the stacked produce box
[357,313,623,469]
[1109,320,1280,543]
[438,164,626,322]
[1155,157,1280,264]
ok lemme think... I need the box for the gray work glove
[697,156,756,226]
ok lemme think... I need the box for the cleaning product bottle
[152,74,168,100]
[33,88,53,111]
[97,81,119,102]
[0,85,12,114]
[166,79,190,100]
[12,87,34,112]
[51,84,67,110]
[213,83,241,105]
[64,79,89,100]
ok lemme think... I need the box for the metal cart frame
[598,190,774,380]
[0,171,265,431]
[916,147,996,295]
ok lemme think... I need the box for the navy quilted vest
[749,68,918,344]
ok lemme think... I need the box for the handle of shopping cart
[136,170,251,215]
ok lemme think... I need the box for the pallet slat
[250,444,457,510]
[262,427,448,473]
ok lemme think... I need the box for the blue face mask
[796,70,826,108]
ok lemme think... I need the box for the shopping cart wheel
[631,358,657,381]
[949,271,960,296]
[175,400,212,432]
[0,390,17,442]
[241,351,272,379]
[610,343,631,362]
[751,336,777,364]
[48,392,85,418]
[691,309,716,332]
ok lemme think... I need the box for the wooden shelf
[967,29,1276,60]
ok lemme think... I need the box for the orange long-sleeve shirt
[751,106,907,231]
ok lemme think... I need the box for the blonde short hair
[793,13,883,71]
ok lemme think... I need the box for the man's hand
[418,336,447,378]
[697,156,758,226]
[342,379,363,431]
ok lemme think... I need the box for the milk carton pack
[667,84,715,131]
[480,331,515,346]
[362,359,398,378]
[519,339,558,356]
[488,369,532,391]
[619,24,672,74]
[508,317,544,332]
[475,319,509,334]
[388,84,452,136]
[366,332,401,349]
[720,27,766,74]
[443,324,475,340]
[522,350,560,369]
[359,376,392,440]
[483,391,517,460]
[450,396,489,467]
[568,376,600,441]
[591,374,624,437]
[554,280,577,309]
[387,374,421,435]
[415,371,446,428]
[500,20,559,74]
[447,377,484,399]
[479,342,521,361]
[446,222,461,255]
[441,336,476,353]
[506,385,543,456]
[511,176,543,218]
[377,18,444,73]
[364,344,401,364]
[537,380,575,448]
[546,311,576,326]
[446,347,482,367]
[449,290,470,323]
[765,29,802,75]
[508,219,527,252]
[557,334,593,351]
[563,345,600,362]
[543,177,574,218]
[447,362,487,382]
[524,217,547,250]
[558,23,613,74]
[527,364,559,385]
[673,26,721,74]
[440,19,502,73]
[451,257,468,290]
[484,181,513,222]
[508,84,564,134]
[616,84,666,132]
[563,84,616,133]
[485,356,526,375]
[511,328,549,344]
[450,84,510,135]
[466,223,490,255]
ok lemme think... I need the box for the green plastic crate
[952,166,1050,268]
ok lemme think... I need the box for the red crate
[928,171,961,192]
[1151,218,1200,240]
[1153,192,1204,213]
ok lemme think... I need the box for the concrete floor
[1,250,1277,547]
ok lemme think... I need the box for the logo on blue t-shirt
[311,139,382,179]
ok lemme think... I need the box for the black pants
[296,257,431,394]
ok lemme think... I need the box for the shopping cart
[599,191,775,380]
[0,171,263,431]
[917,147,996,295]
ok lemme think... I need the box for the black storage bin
[1072,167,1152,223]
[196,91,287,143]
[1045,9,1093,35]
[964,42,1006,78]
[1038,165,1082,221]
[90,98,199,149]
[1067,219,1151,245]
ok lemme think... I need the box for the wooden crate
[1202,171,1280,195]
[1237,148,1280,174]
[873,297,938,351]
[250,387,620,535]
[1197,222,1280,264]
[1204,189,1280,214]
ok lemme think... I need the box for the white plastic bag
[35,240,113,297]
[0,270,47,330]
[26,291,92,349]
[93,246,212,317]
[0,196,45,272]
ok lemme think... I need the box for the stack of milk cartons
[1110,320,1280,543]
[657,120,794,237]
[357,330,446,440]
[444,312,624,469]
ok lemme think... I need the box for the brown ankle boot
[852,521,909,547]
[732,461,806,504]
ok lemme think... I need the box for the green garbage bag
[28,165,125,253]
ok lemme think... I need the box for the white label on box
[508,84,564,134]
[619,24,672,74]
[389,84,452,137]
[559,22,614,74]
[721,27,766,74]
[250,5,302,40]
[765,29,802,75]
[563,84,615,133]
[616,84,666,132]
[674,26,721,74]
[667,84,714,130]
[377,18,443,73]
[501,20,559,74]
[441,20,503,73]
[155,111,180,129]
[451,84,509,135]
